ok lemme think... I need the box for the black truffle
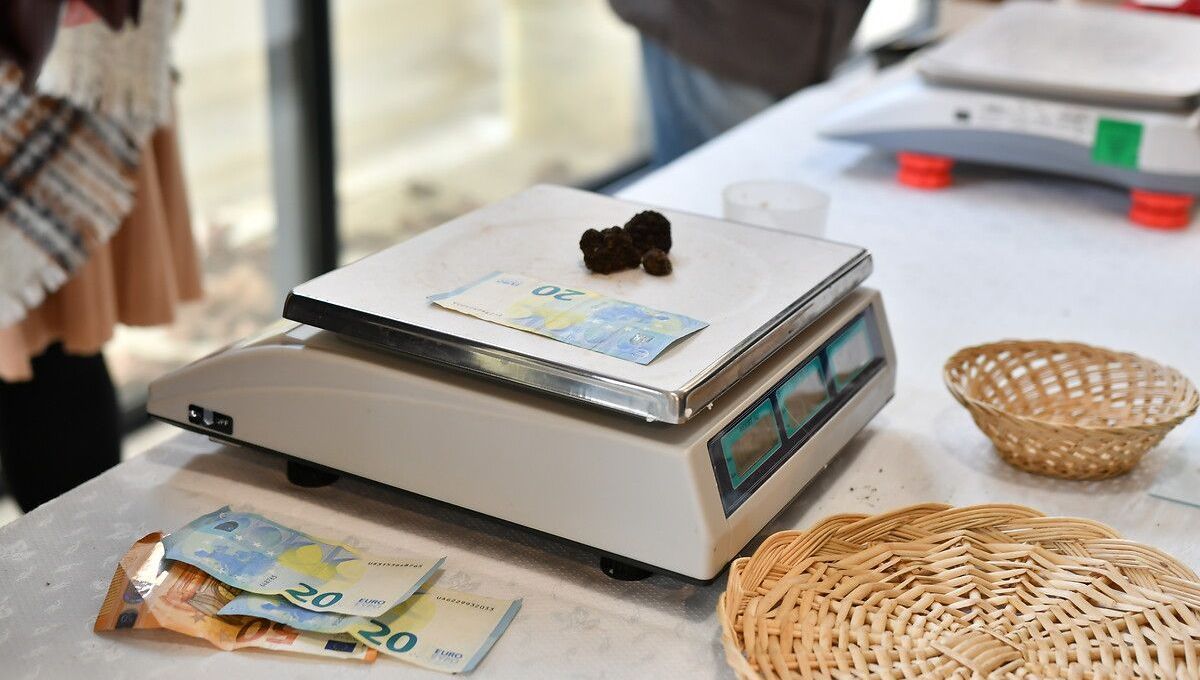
[580,212,674,274]
[641,248,672,276]
[582,226,640,274]
[582,250,619,274]
[624,210,671,254]
[603,226,642,270]
[579,228,604,251]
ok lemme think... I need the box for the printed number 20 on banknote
[429,272,707,365]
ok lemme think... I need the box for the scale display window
[719,400,783,489]
[708,307,885,516]
[827,316,875,390]
[777,359,830,438]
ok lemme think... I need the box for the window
[333,0,647,263]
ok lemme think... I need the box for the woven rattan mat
[719,503,1200,679]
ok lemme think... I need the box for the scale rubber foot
[286,460,340,487]
[1129,189,1194,230]
[600,557,652,581]
[897,152,954,190]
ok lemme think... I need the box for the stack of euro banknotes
[94,506,521,672]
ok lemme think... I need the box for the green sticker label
[1092,118,1142,169]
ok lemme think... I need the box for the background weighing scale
[820,1,1200,228]
[147,185,896,582]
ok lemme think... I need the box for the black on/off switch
[187,404,234,435]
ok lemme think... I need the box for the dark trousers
[0,343,121,512]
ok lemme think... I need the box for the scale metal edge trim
[282,251,871,424]
[283,294,672,420]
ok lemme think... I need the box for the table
[3,65,1199,680]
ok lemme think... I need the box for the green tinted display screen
[776,360,831,438]
[827,316,875,391]
[719,400,782,489]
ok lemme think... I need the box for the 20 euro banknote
[162,507,444,617]
[220,588,521,673]
[95,533,376,661]
[429,271,707,365]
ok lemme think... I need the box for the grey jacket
[610,0,870,98]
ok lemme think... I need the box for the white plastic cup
[722,180,830,237]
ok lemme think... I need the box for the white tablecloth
[3,65,1199,679]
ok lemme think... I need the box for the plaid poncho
[0,61,140,326]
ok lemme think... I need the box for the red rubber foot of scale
[1129,189,1194,230]
[896,152,954,190]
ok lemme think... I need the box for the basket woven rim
[723,502,1198,581]
[943,339,1199,433]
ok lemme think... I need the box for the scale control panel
[188,404,234,435]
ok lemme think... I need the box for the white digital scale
[821,2,1200,226]
[147,185,896,582]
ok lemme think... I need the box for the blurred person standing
[610,0,871,166]
[0,0,201,512]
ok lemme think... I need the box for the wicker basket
[718,503,1200,679]
[944,340,1197,479]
